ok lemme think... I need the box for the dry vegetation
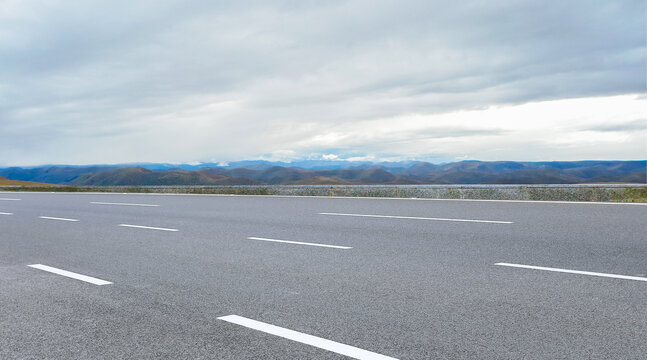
[0,176,59,187]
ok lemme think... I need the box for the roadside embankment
[1,184,646,202]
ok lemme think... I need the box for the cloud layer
[0,0,644,166]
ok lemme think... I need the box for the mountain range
[0,160,645,186]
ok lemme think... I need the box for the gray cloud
[0,0,644,166]
[588,119,647,132]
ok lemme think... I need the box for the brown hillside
[0,176,59,187]
[289,176,352,185]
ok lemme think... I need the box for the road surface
[1,192,646,359]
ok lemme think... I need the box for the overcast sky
[1,0,645,166]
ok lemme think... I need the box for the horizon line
[1,159,646,169]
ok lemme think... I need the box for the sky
[0,0,645,166]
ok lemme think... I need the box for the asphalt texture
[1,192,646,359]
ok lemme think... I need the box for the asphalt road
[1,192,646,359]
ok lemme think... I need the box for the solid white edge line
[118,224,178,232]
[90,201,160,207]
[247,237,352,249]
[38,216,79,222]
[2,191,645,205]
[218,315,398,360]
[0,198,21,201]
[495,262,647,282]
[28,264,112,285]
[0,212,13,215]
[320,212,513,224]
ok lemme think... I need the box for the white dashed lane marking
[90,202,159,207]
[495,263,647,282]
[320,212,513,224]
[218,315,398,360]
[118,224,178,232]
[38,216,79,222]
[28,264,112,285]
[247,236,352,249]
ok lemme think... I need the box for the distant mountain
[1,160,644,185]
[201,166,418,184]
[67,167,260,186]
[396,160,645,184]
[0,166,118,184]
[134,159,421,171]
